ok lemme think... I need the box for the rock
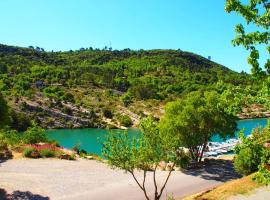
[86,156,94,160]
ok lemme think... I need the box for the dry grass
[182,174,261,200]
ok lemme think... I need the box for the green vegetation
[23,147,39,158]
[40,148,56,158]
[22,123,48,144]
[0,44,257,129]
[234,129,265,175]
[117,114,133,127]
[225,0,270,77]
[103,117,187,200]
[160,90,237,162]
[234,120,270,185]
[0,93,10,128]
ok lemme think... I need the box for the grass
[182,174,261,200]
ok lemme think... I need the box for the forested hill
[0,44,250,130]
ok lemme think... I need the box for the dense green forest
[0,44,268,130]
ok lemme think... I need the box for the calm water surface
[47,118,268,155]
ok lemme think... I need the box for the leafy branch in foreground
[225,0,270,78]
[102,117,185,200]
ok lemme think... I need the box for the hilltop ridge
[0,44,249,129]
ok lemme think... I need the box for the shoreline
[45,117,269,131]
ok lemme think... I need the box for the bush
[22,123,48,144]
[234,123,270,176]
[40,148,56,158]
[121,93,132,106]
[118,115,133,127]
[253,165,270,185]
[58,153,76,160]
[234,145,263,175]
[102,108,113,118]
[10,110,31,131]
[0,138,8,151]
[0,129,20,147]
[23,147,40,158]
[71,142,81,154]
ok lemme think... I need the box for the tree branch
[142,170,150,200]
[157,163,176,200]
[153,164,158,199]
[263,2,269,12]
[128,170,150,200]
[128,170,144,191]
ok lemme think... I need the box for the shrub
[69,153,76,160]
[72,142,81,154]
[80,149,87,154]
[0,138,8,151]
[58,153,76,160]
[10,110,31,132]
[121,93,132,106]
[253,140,270,185]
[22,123,48,144]
[23,147,40,158]
[102,108,113,118]
[0,129,20,147]
[118,115,133,127]
[253,165,270,185]
[234,122,270,176]
[234,145,263,175]
[40,148,56,158]
[49,140,61,147]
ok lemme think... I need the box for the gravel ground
[0,158,235,200]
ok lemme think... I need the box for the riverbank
[0,158,240,200]
[46,118,268,156]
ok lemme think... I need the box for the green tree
[225,0,270,77]
[22,122,48,144]
[102,117,184,200]
[160,91,238,163]
[0,93,9,128]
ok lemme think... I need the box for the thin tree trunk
[153,165,158,200]
[199,134,209,163]
[128,170,150,200]
[157,163,176,200]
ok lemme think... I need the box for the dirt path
[0,159,238,200]
[230,186,270,200]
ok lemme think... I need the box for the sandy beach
[0,158,239,200]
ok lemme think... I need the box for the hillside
[0,44,250,130]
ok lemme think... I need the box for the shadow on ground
[0,189,50,200]
[183,159,241,182]
[0,150,13,165]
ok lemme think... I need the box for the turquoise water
[47,118,268,155]
[211,118,268,142]
[47,128,140,155]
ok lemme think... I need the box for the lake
[47,118,268,156]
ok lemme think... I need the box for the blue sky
[0,0,267,72]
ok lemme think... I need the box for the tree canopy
[102,117,186,200]
[160,91,238,162]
